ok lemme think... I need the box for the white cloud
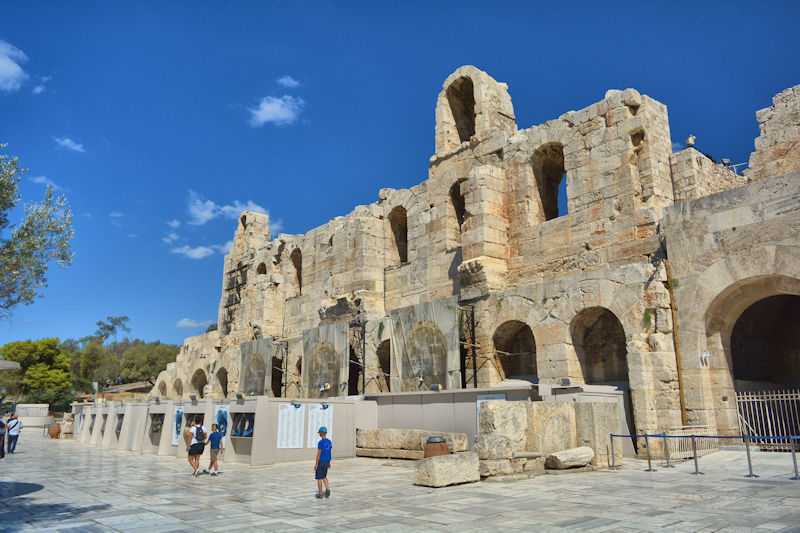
[166,219,181,228]
[29,175,59,189]
[109,211,123,227]
[211,240,234,254]
[54,137,86,153]
[270,218,284,234]
[248,95,305,126]
[186,190,268,226]
[32,74,51,95]
[171,244,215,259]
[277,75,300,88]
[0,41,29,94]
[162,232,180,244]
[176,318,214,329]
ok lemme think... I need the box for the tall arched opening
[376,339,391,392]
[450,179,467,233]
[388,206,408,264]
[492,320,537,381]
[157,381,167,397]
[216,368,228,397]
[191,369,208,398]
[446,77,476,143]
[571,307,629,385]
[532,143,567,221]
[173,378,183,399]
[310,342,339,399]
[348,346,361,396]
[271,357,283,397]
[290,248,303,295]
[730,295,800,390]
[402,321,447,391]
[244,354,267,396]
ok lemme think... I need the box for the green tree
[0,144,74,319]
[120,341,179,383]
[80,340,106,383]
[0,338,72,408]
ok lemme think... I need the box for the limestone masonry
[153,66,800,437]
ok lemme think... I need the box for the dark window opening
[571,307,628,385]
[257,262,267,275]
[446,77,476,143]
[217,368,228,397]
[450,179,467,230]
[348,346,361,396]
[376,340,391,392]
[290,248,302,294]
[240,215,247,229]
[532,143,566,221]
[191,369,208,398]
[388,206,408,264]
[271,357,283,397]
[493,320,537,380]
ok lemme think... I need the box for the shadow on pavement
[0,483,109,529]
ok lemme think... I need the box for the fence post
[791,436,799,481]
[609,435,617,471]
[663,434,673,468]
[744,435,759,478]
[644,434,656,472]
[691,435,703,476]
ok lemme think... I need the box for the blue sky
[1,1,799,346]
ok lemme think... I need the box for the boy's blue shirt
[318,437,332,461]
[208,431,223,449]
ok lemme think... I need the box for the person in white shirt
[185,417,208,477]
[7,413,22,454]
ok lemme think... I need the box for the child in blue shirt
[204,424,224,476]
[314,426,332,498]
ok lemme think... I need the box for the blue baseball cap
[318,426,327,433]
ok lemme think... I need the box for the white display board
[277,403,305,449]
[306,403,333,448]
[213,404,230,446]
[476,393,506,429]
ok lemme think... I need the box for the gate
[736,389,800,451]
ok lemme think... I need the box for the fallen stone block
[510,458,527,473]
[474,434,513,460]
[479,459,513,477]
[356,428,468,452]
[545,446,595,469]
[356,448,424,460]
[481,472,531,483]
[415,452,480,488]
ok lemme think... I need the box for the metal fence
[736,390,800,452]
[665,426,719,460]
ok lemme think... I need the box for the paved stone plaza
[1,433,800,532]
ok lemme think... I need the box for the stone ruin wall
[744,83,800,182]
[151,66,800,437]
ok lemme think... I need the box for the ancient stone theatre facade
[153,67,800,437]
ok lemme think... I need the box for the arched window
[257,262,267,275]
[191,369,208,398]
[310,342,339,399]
[492,321,537,380]
[244,354,267,396]
[446,77,476,143]
[403,321,447,391]
[388,206,408,264]
[290,248,303,295]
[450,179,467,233]
[532,143,566,221]
[157,381,167,397]
[240,215,247,229]
[173,379,183,399]
[376,340,391,392]
[571,307,628,384]
[216,368,228,397]
[271,357,283,397]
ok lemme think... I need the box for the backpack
[194,425,205,442]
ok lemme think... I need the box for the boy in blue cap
[314,426,332,498]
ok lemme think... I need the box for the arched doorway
[157,381,167,397]
[446,77,476,142]
[173,379,183,399]
[216,368,228,397]
[376,340,391,392]
[388,206,408,264]
[492,320,537,381]
[191,369,208,398]
[402,321,447,391]
[243,354,267,396]
[730,295,800,391]
[310,342,339,399]
[571,307,629,385]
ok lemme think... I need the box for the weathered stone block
[479,459,513,477]
[415,452,480,488]
[473,434,513,460]
[545,446,595,469]
[479,401,527,451]
[526,402,576,455]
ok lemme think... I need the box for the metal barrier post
[744,435,759,478]
[609,435,617,471]
[790,436,799,481]
[691,435,704,475]
[644,434,656,471]
[663,434,673,468]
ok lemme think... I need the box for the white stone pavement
[1,430,799,532]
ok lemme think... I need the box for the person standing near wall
[186,416,207,477]
[0,418,5,458]
[6,414,21,454]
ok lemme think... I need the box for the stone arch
[570,307,629,385]
[387,206,408,264]
[190,368,208,398]
[243,353,267,396]
[446,76,476,143]
[492,320,537,381]
[532,142,566,221]
[402,320,447,391]
[173,378,183,399]
[257,262,267,275]
[310,342,339,399]
[216,367,228,397]
[376,339,391,392]
[157,381,167,397]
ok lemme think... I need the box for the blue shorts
[315,461,330,480]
